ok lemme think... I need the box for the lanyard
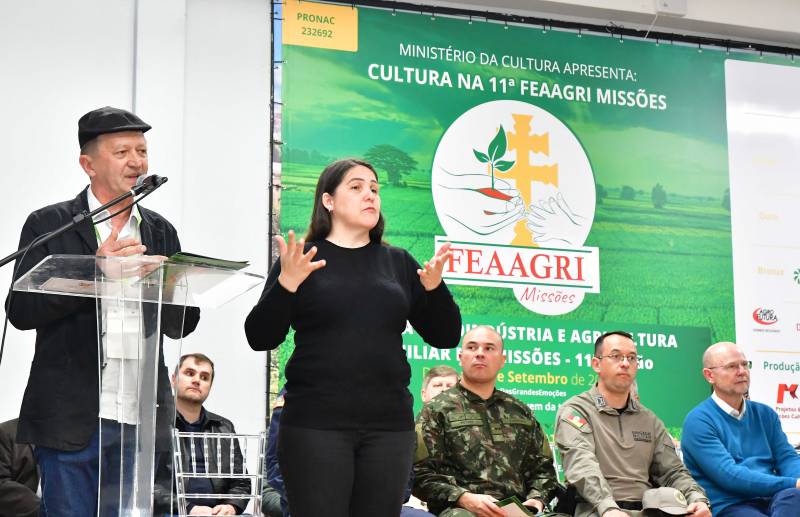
[93,211,141,244]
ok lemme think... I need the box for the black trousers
[278,424,416,517]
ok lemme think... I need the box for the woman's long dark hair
[305,158,385,243]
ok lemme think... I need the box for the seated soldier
[420,366,459,404]
[555,331,711,517]
[402,366,459,517]
[413,326,558,516]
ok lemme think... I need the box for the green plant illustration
[473,125,515,190]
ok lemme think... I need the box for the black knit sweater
[245,240,461,431]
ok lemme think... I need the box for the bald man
[413,326,558,516]
[682,342,800,517]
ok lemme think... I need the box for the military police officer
[413,326,558,517]
[555,331,711,517]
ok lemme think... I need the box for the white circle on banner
[431,100,596,316]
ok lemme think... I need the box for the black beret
[78,106,151,149]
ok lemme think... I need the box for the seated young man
[155,353,250,516]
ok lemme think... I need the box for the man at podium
[5,106,199,517]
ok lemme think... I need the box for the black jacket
[0,419,38,517]
[154,408,251,513]
[6,188,200,451]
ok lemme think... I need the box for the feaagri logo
[753,307,778,326]
[431,100,599,316]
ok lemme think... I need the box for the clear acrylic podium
[13,254,264,516]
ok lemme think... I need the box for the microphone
[132,174,168,195]
[0,175,168,269]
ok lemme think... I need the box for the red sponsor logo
[753,308,778,325]
[777,384,799,404]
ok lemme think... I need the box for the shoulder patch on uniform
[272,395,285,409]
[565,413,587,430]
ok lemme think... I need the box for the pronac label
[283,0,358,52]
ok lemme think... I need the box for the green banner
[278,5,792,436]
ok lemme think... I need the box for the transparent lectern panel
[11,254,264,516]
[92,257,184,516]
[13,254,264,308]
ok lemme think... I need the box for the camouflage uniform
[555,386,708,517]
[413,384,557,516]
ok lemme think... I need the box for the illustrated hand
[276,230,326,293]
[522,498,544,513]
[418,242,452,291]
[526,192,585,245]
[437,172,524,236]
[687,501,711,517]
[456,492,506,517]
[211,503,237,515]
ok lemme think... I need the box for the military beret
[78,106,151,149]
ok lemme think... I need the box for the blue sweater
[682,397,800,515]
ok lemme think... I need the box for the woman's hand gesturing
[417,242,452,292]
[276,230,326,293]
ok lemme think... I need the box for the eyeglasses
[596,354,639,365]
[707,360,751,372]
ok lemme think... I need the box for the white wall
[0,0,137,424]
[175,0,271,435]
[0,0,271,441]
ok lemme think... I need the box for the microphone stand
[0,178,166,269]
[0,177,166,370]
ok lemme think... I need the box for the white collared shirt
[712,391,747,420]
[87,186,144,425]
[86,186,142,244]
